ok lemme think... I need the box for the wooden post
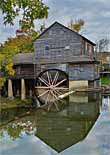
[21,78,26,100]
[16,89,20,96]
[8,79,13,99]
[29,89,32,97]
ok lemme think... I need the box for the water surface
[0,93,110,155]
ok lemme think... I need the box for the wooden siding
[34,22,82,62]
[14,64,34,78]
[69,64,96,80]
[81,39,94,57]
[33,63,68,77]
[40,64,68,72]
[13,63,99,81]
[12,22,98,82]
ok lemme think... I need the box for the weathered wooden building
[6,22,100,99]
[6,53,35,99]
[34,22,100,89]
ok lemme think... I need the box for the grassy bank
[0,97,32,110]
[101,77,110,85]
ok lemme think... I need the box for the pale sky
[0,0,110,43]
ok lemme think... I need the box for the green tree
[0,0,48,89]
[0,0,49,30]
[68,19,85,33]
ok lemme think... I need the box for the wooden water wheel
[35,69,69,110]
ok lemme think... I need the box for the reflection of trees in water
[0,130,4,139]
[7,124,23,140]
[0,121,36,140]
[0,107,30,125]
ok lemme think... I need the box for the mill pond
[0,92,110,155]
[1,22,109,155]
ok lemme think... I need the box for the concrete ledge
[69,80,88,89]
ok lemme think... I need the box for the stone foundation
[69,80,88,89]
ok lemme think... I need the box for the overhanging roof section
[13,53,34,65]
[13,53,99,65]
[35,55,99,64]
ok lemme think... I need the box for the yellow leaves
[5,62,15,76]
[0,77,6,89]
[68,19,85,33]
[0,53,5,62]
[0,32,37,79]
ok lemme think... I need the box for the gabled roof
[34,21,96,46]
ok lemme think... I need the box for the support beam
[16,89,20,96]
[8,79,13,99]
[21,78,26,100]
[29,89,32,97]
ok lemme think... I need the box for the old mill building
[6,22,100,99]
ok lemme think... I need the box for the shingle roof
[13,53,34,65]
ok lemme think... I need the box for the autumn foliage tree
[0,0,49,89]
[0,31,38,89]
[68,19,85,33]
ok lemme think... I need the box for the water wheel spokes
[52,88,67,105]
[35,69,69,110]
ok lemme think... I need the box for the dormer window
[45,45,49,50]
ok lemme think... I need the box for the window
[106,56,110,62]
[16,66,20,74]
[83,41,87,54]
[87,44,93,56]
[45,45,49,50]
[65,46,70,50]
[85,42,88,54]
[80,67,84,72]
[41,65,45,69]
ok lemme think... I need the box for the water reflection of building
[0,93,101,152]
[33,93,101,152]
